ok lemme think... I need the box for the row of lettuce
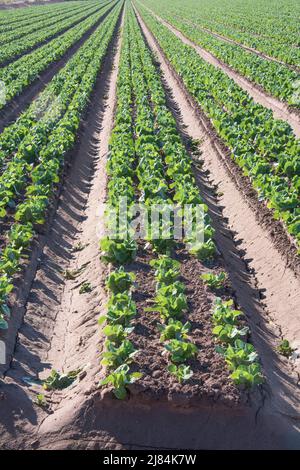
[0,0,100,44]
[0,1,117,108]
[0,2,123,329]
[135,2,300,251]
[99,3,263,400]
[138,0,300,106]
[0,0,87,28]
[140,0,300,67]
[0,1,112,65]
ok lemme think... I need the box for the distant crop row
[0,0,91,29]
[0,0,100,42]
[0,1,116,108]
[0,1,112,65]
[138,0,300,105]
[141,0,300,67]
[0,3,122,330]
[136,3,300,250]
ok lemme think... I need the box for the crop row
[138,0,299,105]
[136,3,300,249]
[0,0,88,29]
[141,0,300,65]
[0,3,122,330]
[0,1,111,65]
[0,0,100,44]
[0,0,117,108]
[99,3,263,399]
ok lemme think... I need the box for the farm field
[0,0,299,451]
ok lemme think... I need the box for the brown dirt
[0,2,116,134]
[136,2,300,138]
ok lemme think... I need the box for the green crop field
[0,0,299,453]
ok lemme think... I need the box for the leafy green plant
[216,339,258,370]
[43,368,81,390]
[277,339,294,357]
[212,298,243,326]
[98,292,137,327]
[147,286,188,321]
[79,282,92,294]
[157,319,190,341]
[100,237,137,265]
[213,323,249,343]
[101,339,137,369]
[150,255,180,285]
[168,363,193,383]
[35,394,47,407]
[106,267,135,294]
[102,324,134,346]
[230,363,264,387]
[100,364,142,400]
[8,223,33,250]
[201,271,227,289]
[164,339,198,363]
[188,239,216,260]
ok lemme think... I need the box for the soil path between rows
[136,1,300,138]
[133,3,300,419]
[0,2,116,134]
[0,7,124,449]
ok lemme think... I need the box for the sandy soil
[136,2,300,138]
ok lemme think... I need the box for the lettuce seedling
[158,319,190,342]
[277,339,294,357]
[150,255,180,285]
[102,324,134,346]
[188,239,216,261]
[230,363,264,387]
[216,339,258,370]
[106,267,135,294]
[100,364,142,400]
[212,298,243,326]
[201,272,227,289]
[101,339,137,369]
[164,339,198,363]
[43,368,81,390]
[98,292,137,327]
[213,324,249,343]
[100,237,137,265]
[168,364,193,383]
